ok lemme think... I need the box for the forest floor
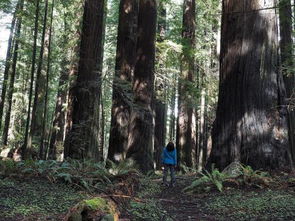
[1,173,295,220]
[124,173,295,221]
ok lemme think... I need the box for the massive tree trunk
[177,0,196,168]
[29,0,50,154]
[279,0,295,161]
[126,0,157,173]
[108,0,139,162]
[2,0,24,145]
[22,0,41,158]
[208,0,292,170]
[0,0,20,129]
[64,0,105,160]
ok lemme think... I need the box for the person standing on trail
[161,142,177,187]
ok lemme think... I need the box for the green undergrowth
[184,164,273,193]
[0,177,88,220]
[0,159,140,220]
[203,189,295,220]
[128,176,173,221]
[0,158,139,192]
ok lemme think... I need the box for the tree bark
[48,12,70,160]
[279,0,295,162]
[28,0,49,155]
[0,0,20,130]
[177,0,197,168]
[2,0,24,145]
[22,0,41,158]
[108,0,139,162]
[197,86,206,171]
[208,0,292,170]
[126,0,157,173]
[169,74,177,141]
[154,99,166,169]
[40,0,54,159]
[64,0,105,160]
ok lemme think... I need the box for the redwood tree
[22,0,41,158]
[64,0,105,160]
[208,0,292,170]
[48,12,71,160]
[176,0,197,168]
[29,0,50,155]
[0,0,20,129]
[108,0,139,162]
[2,0,24,145]
[126,0,157,172]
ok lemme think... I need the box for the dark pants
[163,164,176,185]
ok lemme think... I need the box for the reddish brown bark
[64,0,105,160]
[108,0,139,162]
[126,0,157,173]
[176,0,197,168]
[208,0,292,170]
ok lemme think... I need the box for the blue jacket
[161,147,177,165]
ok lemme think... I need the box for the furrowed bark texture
[126,0,157,173]
[208,0,292,170]
[177,0,197,168]
[64,0,105,160]
[108,0,139,162]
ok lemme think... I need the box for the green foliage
[179,163,198,174]
[0,178,86,219]
[184,164,273,193]
[106,158,139,176]
[184,165,227,193]
[0,159,18,174]
[0,159,140,192]
[239,164,272,188]
[129,199,172,221]
[203,190,295,220]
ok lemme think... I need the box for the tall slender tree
[64,0,105,160]
[40,0,55,159]
[22,0,41,158]
[48,11,70,160]
[50,1,84,160]
[177,0,196,168]
[2,0,24,145]
[28,0,50,154]
[126,0,157,172]
[0,0,20,130]
[208,0,292,170]
[108,0,139,162]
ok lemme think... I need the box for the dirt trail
[155,175,214,221]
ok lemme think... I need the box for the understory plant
[0,158,140,192]
[184,165,227,193]
[184,163,273,193]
